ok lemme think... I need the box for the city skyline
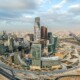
[0,0,80,32]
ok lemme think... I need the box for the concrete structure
[34,17,41,41]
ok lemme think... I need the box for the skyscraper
[34,17,41,41]
[31,43,41,59]
[48,36,58,55]
[41,26,47,39]
[31,43,41,67]
[48,32,52,40]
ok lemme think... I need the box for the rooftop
[41,56,59,61]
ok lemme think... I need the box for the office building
[34,17,41,41]
[0,44,6,54]
[48,36,58,54]
[48,44,53,54]
[41,57,61,68]
[53,37,58,50]
[31,43,41,67]
[41,26,47,39]
[27,34,34,41]
[48,32,52,40]
[40,40,47,49]
[31,43,41,59]
[8,37,14,52]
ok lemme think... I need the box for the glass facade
[31,44,41,59]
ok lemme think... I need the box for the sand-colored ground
[0,74,8,80]
[59,77,80,80]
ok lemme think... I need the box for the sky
[0,0,80,32]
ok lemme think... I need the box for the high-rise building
[52,37,58,52]
[48,44,53,54]
[48,36,58,54]
[40,40,47,49]
[48,32,52,40]
[31,43,41,67]
[41,26,47,39]
[0,44,6,54]
[31,43,41,59]
[34,17,41,41]
[8,37,14,52]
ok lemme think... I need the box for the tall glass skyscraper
[34,17,41,41]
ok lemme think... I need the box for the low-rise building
[41,56,61,68]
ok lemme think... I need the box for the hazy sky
[0,0,80,32]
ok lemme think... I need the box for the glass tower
[34,17,41,41]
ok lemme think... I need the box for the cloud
[0,0,43,20]
[69,4,80,9]
[40,1,80,31]
[0,0,41,23]
[0,0,38,10]
[69,4,80,15]
[0,0,24,9]
[0,0,80,32]
[53,0,68,9]
[0,0,47,10]
[47,0,69,14]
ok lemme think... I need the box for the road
[55,75,80,80]
[0,68,19,80]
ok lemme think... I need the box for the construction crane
[69,32,80,42]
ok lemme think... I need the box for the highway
[0,61,39,79]
[55,75,80,80]
[0,60,80,75]
[0,68,19,80]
